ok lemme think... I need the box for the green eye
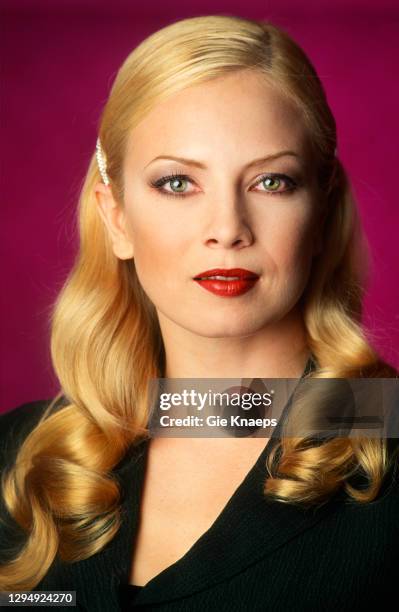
[150,172,193,198]
[262,176,281,191]
[255,173,298,196]
[151,171,298,199]
[169,177,188,193]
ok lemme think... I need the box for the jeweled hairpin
[96,137,110,185]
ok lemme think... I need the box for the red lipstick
[193,268,259,297]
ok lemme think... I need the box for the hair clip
[96,137,110,186]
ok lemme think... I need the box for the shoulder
[1,398,51,429]
[0,398,69,563]
[0,400,53,564]
[0,397,67,472]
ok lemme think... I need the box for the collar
[105,356,342,606]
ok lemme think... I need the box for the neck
[159,307,311,379]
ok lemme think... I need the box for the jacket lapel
[68,356,335,607]
[115,430,339,607]
[107,357,341,606]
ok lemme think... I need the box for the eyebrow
[145,150,300,170]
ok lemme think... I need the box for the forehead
[125,70,310,167]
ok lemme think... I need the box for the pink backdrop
[1,1,398,413]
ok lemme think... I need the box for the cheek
[124,206,190,292]
[263,206,316,273]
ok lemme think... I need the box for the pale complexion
[95,69,324,381]
[95,70,325,585]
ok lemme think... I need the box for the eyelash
[150,172,298,199]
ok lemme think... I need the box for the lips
[193,268,259,297]
[193,268,259,280]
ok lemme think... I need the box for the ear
[94,182,134,260]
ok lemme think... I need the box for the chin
[186,317,273,339]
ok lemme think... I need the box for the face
[96,70,324,339]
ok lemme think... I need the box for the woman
[1,14,398,612]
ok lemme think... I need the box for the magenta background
[1,1,398,413]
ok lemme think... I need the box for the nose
[203,197,254,249]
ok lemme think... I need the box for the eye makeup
[148,171,302,199]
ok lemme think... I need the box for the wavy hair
[1,14,397,591]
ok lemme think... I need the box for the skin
[94,70,327,585]
[95,69,324,381]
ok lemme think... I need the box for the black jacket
[1,397,398,612]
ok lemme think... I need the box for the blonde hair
[1,14,397,591]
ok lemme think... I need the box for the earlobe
[94,182,134,260]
